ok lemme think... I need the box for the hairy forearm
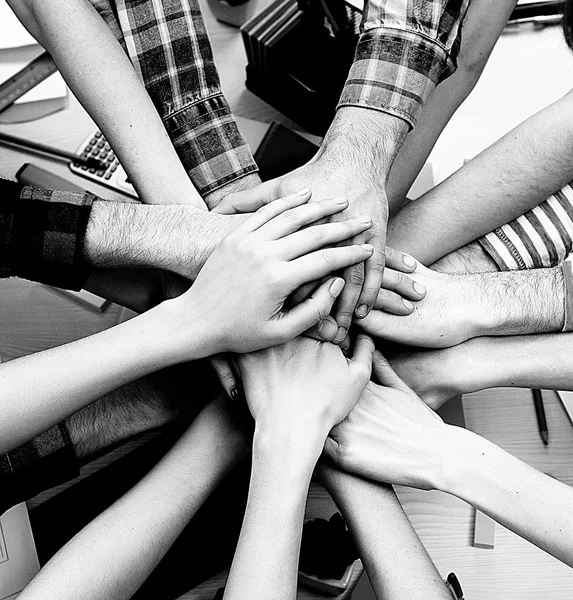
[319,465,451,599]
[458,267,564,339]
[439,426,573,566]
[319,107,408,187]
[0,302,207,454]
[20,397,247,600]
[8,0,204,208]
[225,430,321,600]
[84,201,240,280]
[388,90,573,263]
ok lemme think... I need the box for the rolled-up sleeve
[0,178,94,290]
[338,0,470,128]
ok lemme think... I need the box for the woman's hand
[239,334,375,452]
[179,189,374,355]
[324,351,446,490]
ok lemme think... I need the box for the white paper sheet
[0,3,37,49]
[0,503,40,600]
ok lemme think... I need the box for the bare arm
[360,261,564,348]
[327,353,573,567]
[319,465,452,600]
[19,396,247,600]
[388,90,573,264]
[225,335,374,600]
[389,332,573,410]
[8,0,204,208]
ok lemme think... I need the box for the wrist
[150,296,214,362]
[318,107,408,180]
[204,173,262,210]
[254,421,326,472]
[478,268,564,336]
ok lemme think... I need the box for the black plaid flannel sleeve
[92,0,258,197]
[0,178,94,290]
[339,0,470,129]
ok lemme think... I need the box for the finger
[257,197,350,240]
[305,316,339,342]
[210,354,238,399]
[376,289,414,315]
[289,244,373,292]
[238,189,312,233]
[355,242,384,318]
[372,350,413,392]
[385,246,418,273]
[349,334,375,379]
[211,180,279,214]
[277,217,372,260]
[289,279,323,307]
[333,262,364,343]
[277,277,345,339]
[382,268,426,301]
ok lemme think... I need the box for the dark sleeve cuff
[162,94,259,196]
[0,423,79,515]
[0,182,95,290]
[338,28,454,129]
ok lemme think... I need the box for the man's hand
[324,351,446,490]
[213,109,408,342]
[358,261,490,348]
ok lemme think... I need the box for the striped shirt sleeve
[338,0,470,129]
[0,178,94,290]
[479,183,573,270]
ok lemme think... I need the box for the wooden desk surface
[2,7,573,599]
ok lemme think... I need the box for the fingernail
[414,282,426,295]
[403,299,414,310]
[361,244,374,252]
[334,327,347,343]
[330,278,345,297]
[357,216,372,225]
[230,387,238,400]
[318,319,338,340]
[297,188,310,196]
[356,304,368,318]
[334,197,348,205]
[403,254,417,268]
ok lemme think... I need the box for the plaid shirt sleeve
[0,178,94,290]
[339,0,471,129]
[91,0,258,197]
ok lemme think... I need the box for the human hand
[239,334,374,455]
[358,261,490,348]
[213,123,401,341]
[174,189,374,356]
[324,351,447,490]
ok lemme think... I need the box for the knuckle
[306,226,324,242]
[320,249,335,268]
[347,268,364,286]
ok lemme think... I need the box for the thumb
[372,350,413,392]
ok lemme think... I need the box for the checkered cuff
[0,423,79,514]
[163,94,258,197]
[0,180,94,290]
[479,184,573,271]
[338,28,455,129]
